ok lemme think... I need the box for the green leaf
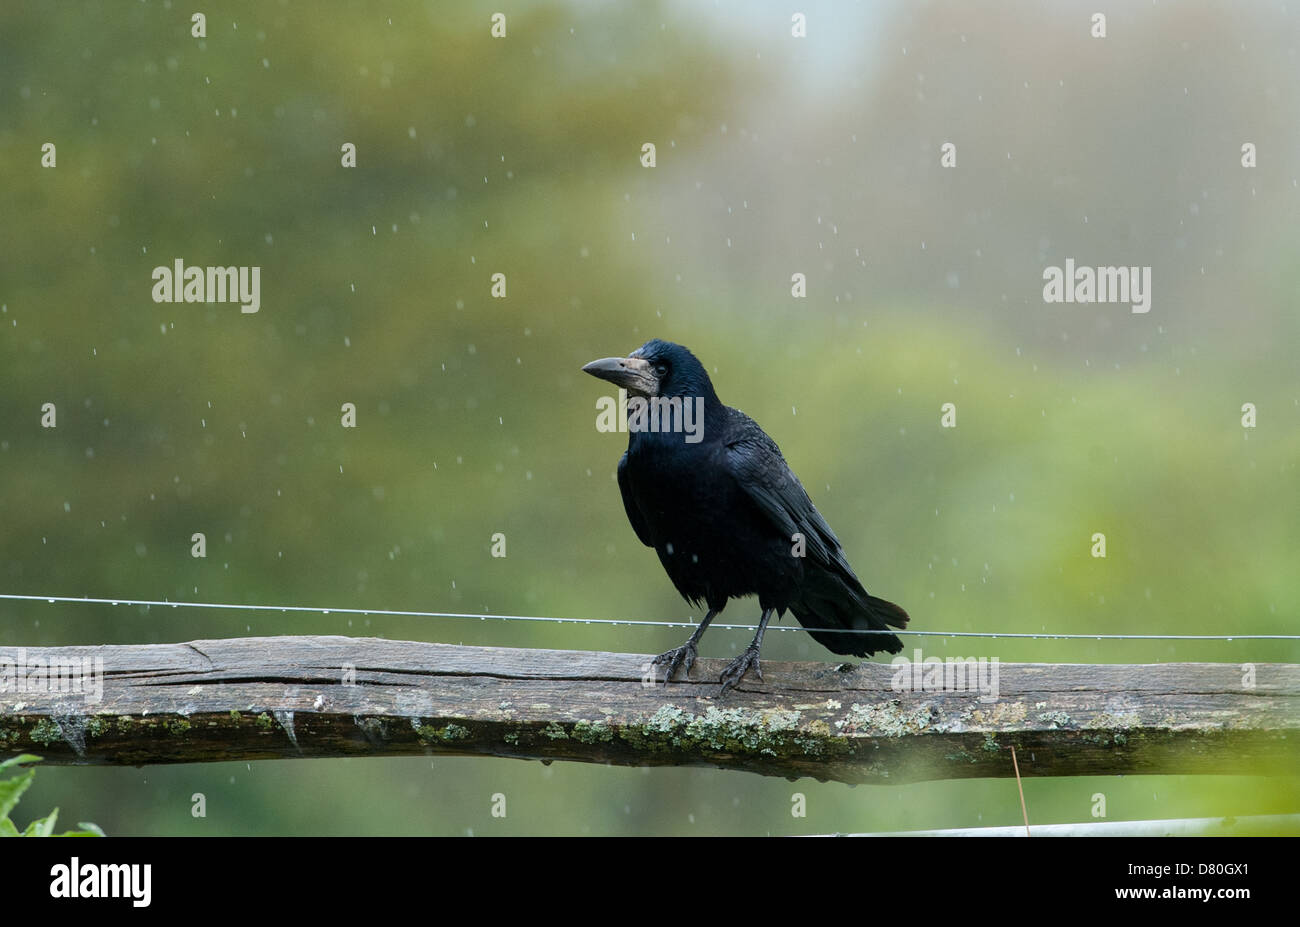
[0,754,43,773]
[0,754,102,837]
[0,767,36,821]
[22,807,58,837]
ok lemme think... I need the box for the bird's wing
[617,451,654,547]
[724,420,851,572]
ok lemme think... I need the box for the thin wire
[0,593,1295,641]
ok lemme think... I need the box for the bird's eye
[654,364,668,377]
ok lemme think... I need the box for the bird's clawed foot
[652,640,699,684]
[718,644,763,694]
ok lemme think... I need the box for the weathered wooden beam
[1,637,1296,784]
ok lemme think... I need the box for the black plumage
[583,339,909,692]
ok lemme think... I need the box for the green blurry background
[1,0,1296,834]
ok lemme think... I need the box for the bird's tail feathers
[865,593,910,631]
[790,580,909,658]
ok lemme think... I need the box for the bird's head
[581,339,716,401]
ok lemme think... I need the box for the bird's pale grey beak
[582,355,659,397]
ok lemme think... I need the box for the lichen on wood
[1,637,1296,784]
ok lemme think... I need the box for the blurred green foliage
[0,0,1296,834]
[0,755,104,836]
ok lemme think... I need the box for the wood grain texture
[1,637,1296,783]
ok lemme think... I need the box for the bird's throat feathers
[604,390,710,446]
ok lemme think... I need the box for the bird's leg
[652,608,718,684]
[718,608,773,694]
